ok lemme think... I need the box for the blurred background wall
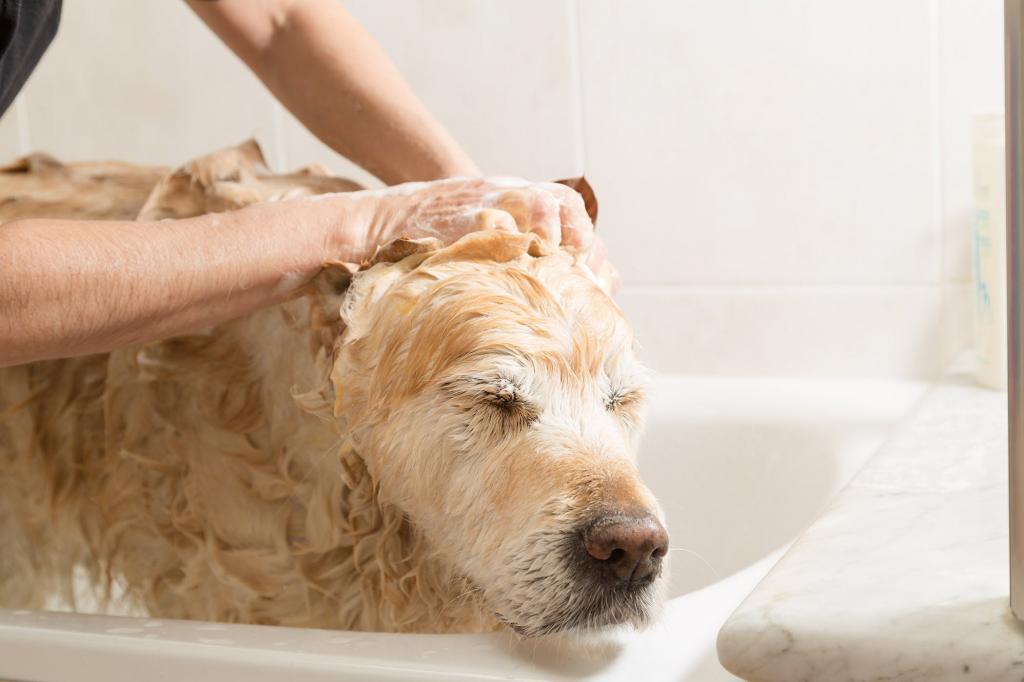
[0,0,1003,379]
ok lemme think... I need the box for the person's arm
[0,179,593,368]
[184,0,612,282]
[186,0,479,184]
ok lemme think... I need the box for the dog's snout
[582,512,668,585]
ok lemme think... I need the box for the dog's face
[331,232,668,636]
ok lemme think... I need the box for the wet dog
[0,143,668,635]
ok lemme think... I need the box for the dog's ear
[317,259,360,297]
[303,260,360,355]
[307,237,441,314]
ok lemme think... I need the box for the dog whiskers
[667,546,720,579]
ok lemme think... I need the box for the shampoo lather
[972,112,1008,390]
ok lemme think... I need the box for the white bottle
[972,112,1008,390]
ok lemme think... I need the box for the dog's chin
[496,581,664,639]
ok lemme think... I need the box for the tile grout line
[568,0,588,175]
[930,0,947,285]
[929,0,971,369]
[617,282,975,295]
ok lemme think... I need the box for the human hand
[327,176,616,293]
[358,177,596,258]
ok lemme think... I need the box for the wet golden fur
[0,143,663,635]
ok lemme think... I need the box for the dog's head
[322,229,668,637]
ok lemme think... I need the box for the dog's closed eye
[605,386,646,431]
[605,387,642,411]
[481,377,523,406]
[480,378,539,428]
[441,375,539,431]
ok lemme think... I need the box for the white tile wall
[17,0,280,168]
[616,285,949,378]
[279,0,585,186]
[579,0,937,287]
[939,0,1004,284]
[0,0,999,379]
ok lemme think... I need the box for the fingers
[487,188,561,245]
[358,177,616,296]
[367,177,595,253]
[445,207,518,240]
[523,182,594,252]
[556,188,594,252]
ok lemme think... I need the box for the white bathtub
[0,375,926,682]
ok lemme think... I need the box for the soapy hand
[334,177,616,293]
[360,177,597,257]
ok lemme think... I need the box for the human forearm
[0,195,365,366]
[188,0,479,184]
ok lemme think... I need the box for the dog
[0,142,668,637]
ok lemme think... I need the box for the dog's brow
[441,373,522,399]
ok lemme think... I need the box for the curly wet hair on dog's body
[0,142,666,636]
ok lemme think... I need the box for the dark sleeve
[0,0,62,117]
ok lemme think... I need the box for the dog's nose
[583,512,669,585]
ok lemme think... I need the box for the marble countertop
[717,360,1024,682]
